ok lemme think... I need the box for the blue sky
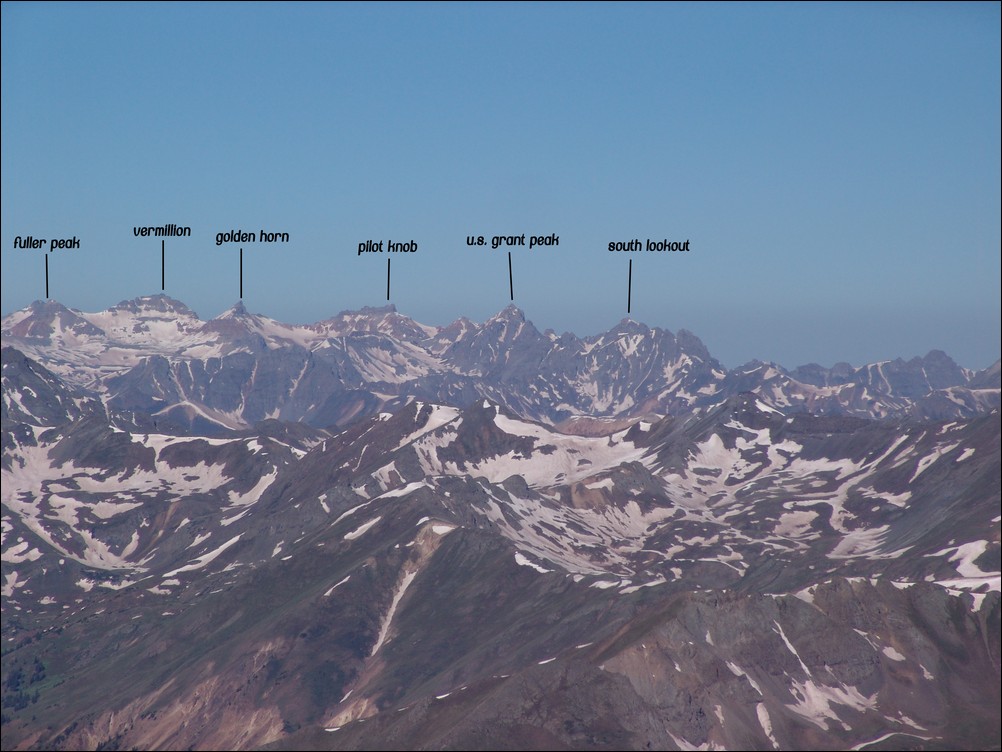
[2,2,999,369]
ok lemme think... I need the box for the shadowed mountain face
[1,302,999,751]
[3,296,998,434]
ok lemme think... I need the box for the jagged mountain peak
[438,314,476,334]
[921,348,955,363]
[198,301,303,350]
[970,359,1001,389]
[358,303,397,315]
[218,300,250,318]
[613,316,647,331]
[209,300,291,330]
[428,315,478,352]
[2,299,105,341]
[323,303,399,323]
[675,328,713,361]
[481,306,542,342]
[26,298,74,314]
[316,303,436,341]
[487,304,526,324]
[107,294,198,318]
[914,349,967,381]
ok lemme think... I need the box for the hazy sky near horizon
[2,2,999,370]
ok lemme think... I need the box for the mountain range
[1,296,999,750]
[2,296,998,436]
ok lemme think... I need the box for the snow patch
[757,703,779,749]
[786,678,876,731]
[515,552,552,573]
[324,575,351,597]
[163,535,242,577]
[370,570,417,655]
[344,517,382,541]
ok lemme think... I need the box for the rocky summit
[1,297,999,751]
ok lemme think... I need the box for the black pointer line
[45,254,49,299]
[387,257,391,301]
[627,259,632,314]
[508,252,514,301]
[239,247,243,299]
[161,240,165,291]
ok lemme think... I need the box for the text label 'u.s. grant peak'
[466,233,559,249]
